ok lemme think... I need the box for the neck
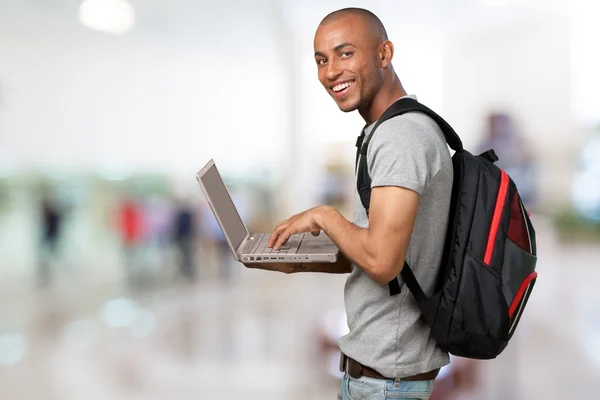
[359,72,407,125]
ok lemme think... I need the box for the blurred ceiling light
[78,0,136,35]
[479,0,516,7]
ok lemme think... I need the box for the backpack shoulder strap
[355,97,462,297]
[354,98,426,213]
[355,97,463,211]
[359,97,463,156]
[401,263,427,302]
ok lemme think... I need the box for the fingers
[268,219,291,248]
[269,220,297,250]
[267,211,316,249]
[274,228,294,249]
[268,225,284,248]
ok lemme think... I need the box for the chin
[336,99,360,113]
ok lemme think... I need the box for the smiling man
[243,7,452,400]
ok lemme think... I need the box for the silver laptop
[196,159,339,264]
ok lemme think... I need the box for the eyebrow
[314,42,356,58]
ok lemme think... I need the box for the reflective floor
[1,216,599,399]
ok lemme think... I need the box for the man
[244,7,452,399]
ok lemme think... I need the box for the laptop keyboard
[250,233,304,255]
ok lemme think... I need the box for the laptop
[196,159,339,264]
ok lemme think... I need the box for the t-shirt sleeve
[367,116,445,195]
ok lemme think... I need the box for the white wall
[1,0,594,215]
[442,11,576,209]
[0,2,290,180]
[570,0,600,127]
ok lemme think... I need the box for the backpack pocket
[501,237,537,338]
[455,246,510,341]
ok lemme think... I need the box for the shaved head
[320,8,388,48]
[313,8,397,120]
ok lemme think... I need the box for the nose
[325,58,342,82]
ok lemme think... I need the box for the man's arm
[242,252,351,274]
[266,186,419,285]
[316,186,419,284]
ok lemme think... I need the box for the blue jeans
[338,373,434,400]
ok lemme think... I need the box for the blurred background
[1,0,600,399]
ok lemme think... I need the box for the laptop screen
[197,162,248,252]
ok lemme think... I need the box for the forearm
[317,206,398,284]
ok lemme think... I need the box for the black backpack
[356,97,538,359]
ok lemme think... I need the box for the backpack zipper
[484,170,509,265]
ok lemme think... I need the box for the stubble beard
[338,70,384,115]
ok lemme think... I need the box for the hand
[267,206,332,249]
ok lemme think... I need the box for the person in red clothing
[117,196,145,288]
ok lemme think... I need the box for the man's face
[314,15,383,113]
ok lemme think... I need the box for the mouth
[330,80,355,98]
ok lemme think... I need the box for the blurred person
[142,194,174,270]
[244,8,452,399]
[38,192,64,287]
[477,112,537,207]
[172,197,197,281]
[201,201,231,279]
[117,196,145,288]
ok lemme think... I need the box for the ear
[379,40,394,68]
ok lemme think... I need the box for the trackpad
[306,231,334,243]
[298,232,338,254]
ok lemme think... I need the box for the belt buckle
[340,353,365,379]
[347,358,364,379]
[339,353,347,373]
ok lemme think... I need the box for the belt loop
[393,377,401,387]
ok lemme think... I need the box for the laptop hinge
[237,234,253,258]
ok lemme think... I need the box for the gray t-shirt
[338,95,453,378]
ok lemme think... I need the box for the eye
[317,58,327,66]
[340,51,353,59]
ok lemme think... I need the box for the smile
[332,80,355,93]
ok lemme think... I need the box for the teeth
[333,81,353,92]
